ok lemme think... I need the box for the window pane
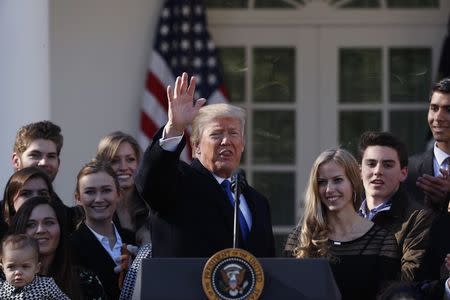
[387,0,438,8]
[274,233,289,257]
[255,0,298,8]
[339,48,382,103]
[253,110,295,163]
[339,111,381,155]
[390,110,429,155]
[253,171,295,226]
[218,47,246,103]
[389,48,432,103]
[205,0,247,8]
[253,48,296,103]
[330,0,379,8]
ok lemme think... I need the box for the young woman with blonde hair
[96,131,150,245]
[284,148,399,300]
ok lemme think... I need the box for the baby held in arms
[0,234,69,299]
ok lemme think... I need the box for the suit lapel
[78,223,117,267]
[190,159,235,233]
[421,149,435,176]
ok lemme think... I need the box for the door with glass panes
[207,0,449,255]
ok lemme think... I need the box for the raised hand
[165,72,206,138]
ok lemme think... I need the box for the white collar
[433,142,450,166]
[212,174,230,185]
[85,222,121,244]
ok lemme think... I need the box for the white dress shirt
[86,222,123,265]
[433,143,450,177]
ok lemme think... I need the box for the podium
[132,257,341,300]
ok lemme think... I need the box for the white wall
[51,0,163,204]
[0,0,163,204]
[0,0,50,196]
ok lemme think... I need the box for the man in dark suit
[135,72,275,258]
[405,77,450,212]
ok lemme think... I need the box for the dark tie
[221,179,250,242]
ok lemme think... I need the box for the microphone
[231,168,247,194]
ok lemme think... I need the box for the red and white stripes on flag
[138,0,228,162]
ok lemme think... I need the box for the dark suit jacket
[405,150,434,207]
[371,186,433,281]
[419,212,450,281]
[134,128,275,258]
[406,149,450,211]
[70,223,135,300]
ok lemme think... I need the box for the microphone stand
[231,173,242,249]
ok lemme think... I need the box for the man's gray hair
[190,103,246,156]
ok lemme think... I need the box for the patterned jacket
[0,275,69,300]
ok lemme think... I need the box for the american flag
[138,0,228,161]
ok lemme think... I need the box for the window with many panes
[338,47,431,155]
[206,0,448,255]
[218,46,297,255]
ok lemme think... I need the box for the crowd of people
[0,74,449,299]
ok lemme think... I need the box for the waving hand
[165,72,206,138]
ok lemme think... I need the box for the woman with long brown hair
[96,131,150,245]
[9,196,105,299]
[1,167,52,226]
[284,148,399,299]
[72,159,135,300]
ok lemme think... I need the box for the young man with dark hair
[406,77,450,211]
[10,121,82,231]
[12,120,63,182]
[358,131,433,281]
[409,78,450,295]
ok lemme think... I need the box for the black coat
[135,128,275,258]
[70,223,135,300]
[419,212,450,281]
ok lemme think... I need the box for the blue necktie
[221,179,250,242]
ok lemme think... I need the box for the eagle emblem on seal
[219,263,249,297]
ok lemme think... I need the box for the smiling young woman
[71,159,135,300]
[8,196,106,299]
[1,167,53,227]
[96,131,150,245]
[284,148,400,300]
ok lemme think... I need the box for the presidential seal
[202,248,264,300]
